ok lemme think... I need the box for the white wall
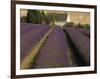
[0,0,99,79]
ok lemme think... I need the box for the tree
[26,10,56,25]
[45,13,56,25]
[26,10,42,23]
[75,23,84,28]
[83,24,90,29]
[39,11,47,24]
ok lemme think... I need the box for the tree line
[21,10,90,29]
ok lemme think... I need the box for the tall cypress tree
[26,10,41,23]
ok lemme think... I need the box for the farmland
[20,23,90,69]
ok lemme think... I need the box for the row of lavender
[64,27,90,65]
[34,27,90,68]
[20,23,50,62]
[20,23,90,69]
[21,23,50,34]
[78,28,90,37]
[34,27,71,68]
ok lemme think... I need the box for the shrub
[75,23,84,28]
[83,24,90,29]
[63,22,74,28]
[26,10,42,24]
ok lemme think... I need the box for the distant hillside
[68,12,90,25]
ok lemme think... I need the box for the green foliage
[40,11,47,24]
[63,22,90,29]
[45,13,56,25]
[25,10,90,29]
[26,10,56,25]
[83,24,90,29]
[26,10,42,24]
[74,23,90,29]
[75,23,90,29]
[75,23,84,28]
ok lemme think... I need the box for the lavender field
[65,27,90,65]
[34,27,71,68]
[20,23,90,69]
[20,23,50,62]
